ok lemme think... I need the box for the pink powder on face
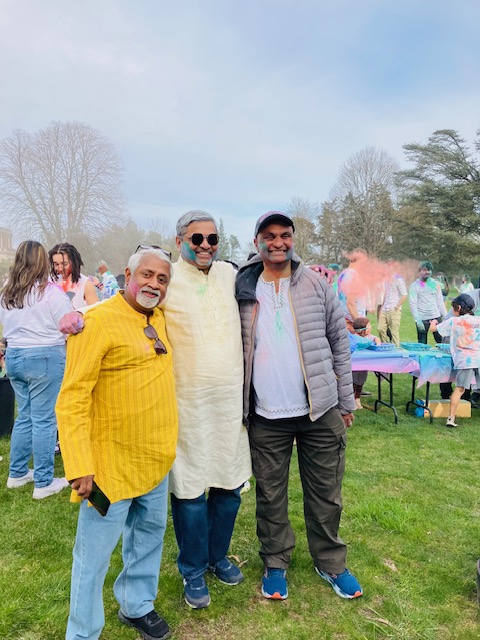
[127,279,140,296]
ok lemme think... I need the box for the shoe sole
[118,611,170,640]
[261,586,288,600]
[316,568,363,599]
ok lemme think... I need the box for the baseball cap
[451,293,475,311]
[254,211,295,236]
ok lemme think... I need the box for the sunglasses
[186,233,219,246]
[135,244,172,259]
[144,323,168,355]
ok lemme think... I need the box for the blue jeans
[67,477,169,640]
[6,345,65,487]
[171,487,242,580]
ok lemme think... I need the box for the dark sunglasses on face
[135,244,172,259]
[144,323,168,355]
[186,233,219,246]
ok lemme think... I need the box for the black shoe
[118,609,170,640]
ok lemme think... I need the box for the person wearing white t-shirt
[430,293,480,427]
[0,241,72,499]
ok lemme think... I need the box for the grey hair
[176,210,218,237]
[98,260,108,268]
[127,249,173,277]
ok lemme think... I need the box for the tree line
[290,131,480,275]
[1,121,479,275]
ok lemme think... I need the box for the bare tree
[331,146,399,202]
[0,121,126,244]
[324,146,400,258]
[285,196,321,263]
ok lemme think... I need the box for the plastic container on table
[400,342,433,351]
[368,343,396,351]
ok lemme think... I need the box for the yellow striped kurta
[56,292,178,504]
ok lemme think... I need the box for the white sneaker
[7,469,34,488]
[445,417,458,428]
[240,480,251,495]
[354,398,364,410]
[32,477,70,500]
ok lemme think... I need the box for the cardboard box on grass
[425,399,471,418]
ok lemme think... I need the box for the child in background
[430,294,480,427]
[350,316,381,410]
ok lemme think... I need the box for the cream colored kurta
[162,257,251,499]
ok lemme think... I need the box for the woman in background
[49,242,98,308]
[0,241,72,499]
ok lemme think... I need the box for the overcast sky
[1,0,479,245]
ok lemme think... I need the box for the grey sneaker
[32,477,69,500]
[183,575,210,609]
[7,469,34,488]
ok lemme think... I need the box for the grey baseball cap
[254,211,295,236]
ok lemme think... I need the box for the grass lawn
[0,303,478,639]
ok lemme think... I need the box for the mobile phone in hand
[88,481,110,516]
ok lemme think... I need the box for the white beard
[136,290,160,309]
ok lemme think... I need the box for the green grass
[0,303,479,639]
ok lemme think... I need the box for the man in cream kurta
[162,210,251,610]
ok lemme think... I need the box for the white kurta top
[162,257,251,499]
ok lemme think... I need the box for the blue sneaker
[316,567,363,599]
[209,557,244,585]
[183,575,211,609]
[261,568,288,600]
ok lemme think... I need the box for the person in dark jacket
[235,211,362,602]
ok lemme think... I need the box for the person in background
[56,248,177,640]
[409,260,447,345]
[0,241,72,499]
[50,242,98,308]
[459,274,474,294]
[430,294,480,427]
[377,268,407,347]
[165,211,251,609]
[337,249,370,333]
[328,263,341,294]
[350,317,381,410]
[236,211,362,602]
[97,260,120,299]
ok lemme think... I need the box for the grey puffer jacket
[235,254,355,426]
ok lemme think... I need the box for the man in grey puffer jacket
[235,211,362,602]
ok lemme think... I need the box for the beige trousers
[377,307,402,347]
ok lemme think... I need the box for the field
[0,304,478,640]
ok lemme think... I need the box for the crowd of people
[1,211,479,640]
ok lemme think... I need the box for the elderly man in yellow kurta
[162,210,251,610]
[56,248,177,640]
